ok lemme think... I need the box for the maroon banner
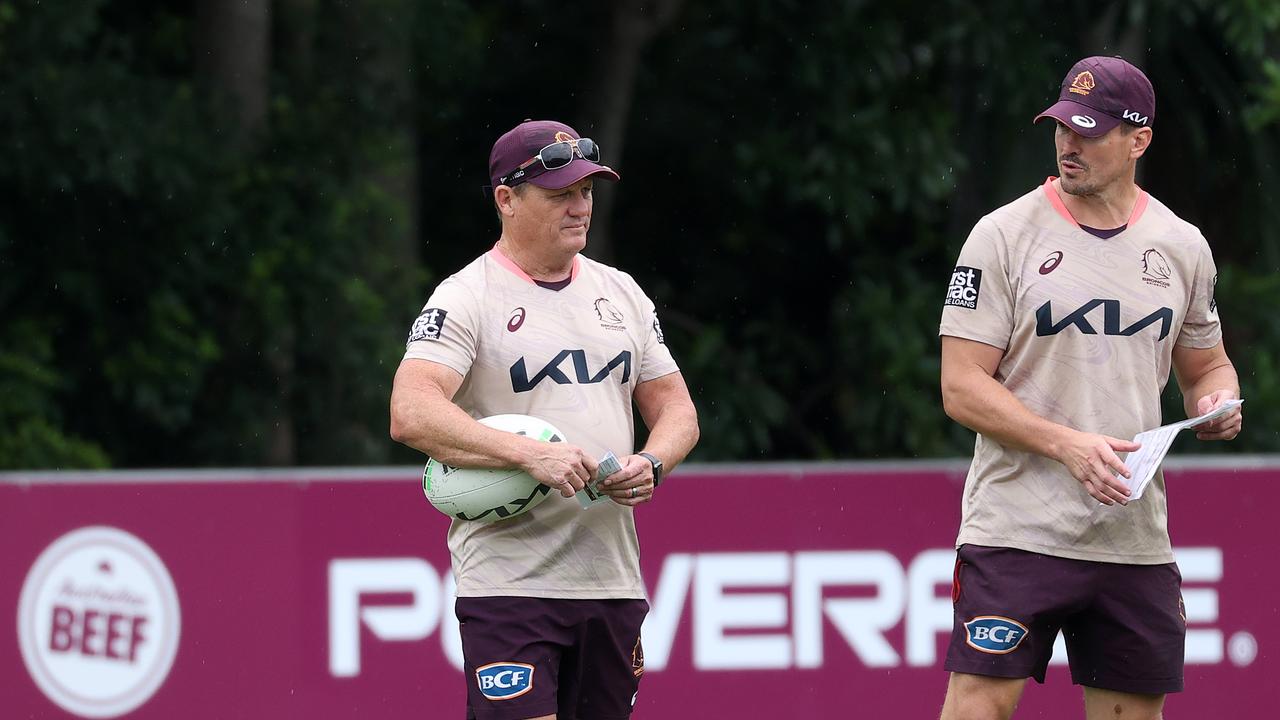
[2,461,1276,718]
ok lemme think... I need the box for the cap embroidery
[553,130,574,143]
[1069,71,1095,96]
[1122,109,1150,125]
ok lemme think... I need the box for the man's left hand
[599,455,656,507]
[1193,389,1243,441]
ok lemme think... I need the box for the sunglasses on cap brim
[497,137,601,188]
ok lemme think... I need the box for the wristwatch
[638,452,664,487]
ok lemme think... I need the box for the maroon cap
[1034,56,1155,138]
[488,119,620,190]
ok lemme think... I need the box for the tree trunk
[944,51,991,252]
[195,0,272,141]
[277,0,317,81]
[582,0,684,264]
[196,0,289,463]
[1083,5,1146,186]
[265,327,297,465]
[337,2,420,461]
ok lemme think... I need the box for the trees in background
[2,1,1278,467]
[0,0,420,467]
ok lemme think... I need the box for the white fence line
[3,455,1278,485]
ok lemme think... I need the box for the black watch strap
[638,452,664,487]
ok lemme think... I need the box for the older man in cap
[390,119,699,720]
[936,57,1242,719]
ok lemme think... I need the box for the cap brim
[528,158,620,189]
[1034,99,1121,138]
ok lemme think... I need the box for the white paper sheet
[1121,399,1243,500]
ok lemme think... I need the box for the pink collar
[1041,176,1148,230]
[488,243,580,285]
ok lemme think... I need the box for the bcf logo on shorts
[964,616,1028,654]
[476,662,535,700]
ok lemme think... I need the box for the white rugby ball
[422,414,566,522]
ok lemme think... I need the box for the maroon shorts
[944,544,1185,695]
[455,596,648,720]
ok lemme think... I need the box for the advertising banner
[2,461,1275,718]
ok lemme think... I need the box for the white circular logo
[1071,114,1097,129]
[17,527,181,718]
[1228,631,1258,667]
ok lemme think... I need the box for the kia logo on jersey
[510,350,633,393]
[1035,300,1173,340]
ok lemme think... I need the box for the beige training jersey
[404,246,679,598]
[939,178,1221,564]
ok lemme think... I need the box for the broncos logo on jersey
[595,297,624,325]
[1142,249,1172,281]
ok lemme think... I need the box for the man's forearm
[390,389,533,469]
[639,402,699,473]
[1181,361,1239,417]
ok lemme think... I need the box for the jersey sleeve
[1176,237,1223,349]
[938,216,1015,349]
[401,277,479,377]
[636,289,679,384]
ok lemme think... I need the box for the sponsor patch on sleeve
[963,615,1029,654]
[944,266,982,309]
[475,662,535,701]
[407,308,448,343]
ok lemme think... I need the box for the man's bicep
[389,359,466,446]
[392,359,465,404]
[941,335,1005,380]
[1171,341,1232,391]
[634,371,694,428]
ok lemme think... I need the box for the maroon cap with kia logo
[488,119,620,190]
[1034,56,1155,138]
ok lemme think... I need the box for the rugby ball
[422,414,566,522]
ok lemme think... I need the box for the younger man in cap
[937,56,1242,719]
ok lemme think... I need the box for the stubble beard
[1058,173,1100,198]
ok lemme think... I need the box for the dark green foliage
[0,1,420,467]
[3,0,1279,467]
